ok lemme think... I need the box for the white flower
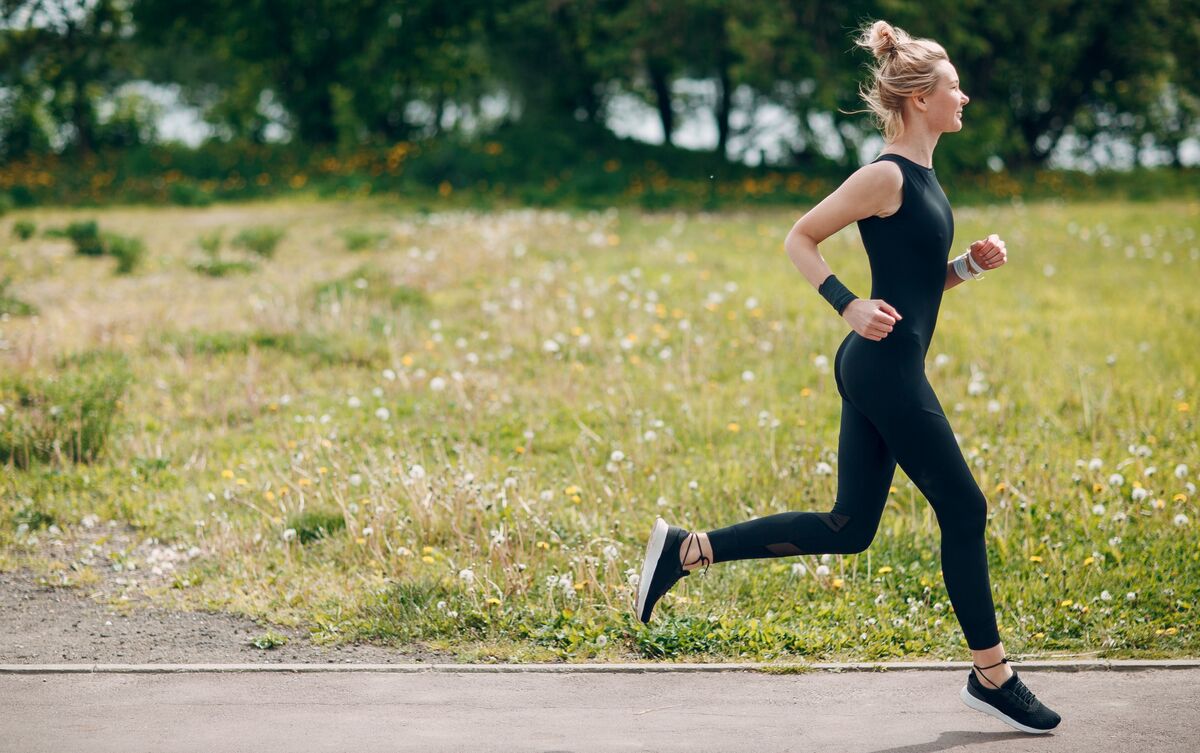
[1088,458,1103,472]
[437,600,447,610]
[347,396,362,408]
[643,430,657,442]
[820,553,832,564]
[408,464,426,481]
[1109,535,1122,546]
[814,461,833,476]
[1175,463,1189,479]
[1092,503,1105,515]
[542,339,560,353]
[382,368,396,381]
[603,544,619,562]
[815,565,830,577]
[282,528,296,542]
[1126,591,1137,601]
[1112,511,1127,522]
[1144,465,1157,476]
[362,526,373,537]
[349,473,363,487]
[430,376,446,391]
[610,450,625,462]
[1108,473,1125,486]
[595,634,608,647]
[987,399,1001,413]
[375,407,390,420]
[813,354,830,373]
[503,476,518,488]
[934,353,951,367]
[874,593,886,605]
[656,496,668,507]
[1101,590,1112,601]
[933,602,945,611]
[1131,487,1148,501]
[459,568,475,584]
[1174,513,1190,526]
[742,370,754,382]
[791,563,807,576]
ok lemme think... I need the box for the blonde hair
[843,20,949,143]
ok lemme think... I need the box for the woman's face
[925,60,969,132]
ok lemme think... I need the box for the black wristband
[818,274,858,315]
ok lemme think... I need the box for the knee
[945,490,989,538]
[818,511,875,554]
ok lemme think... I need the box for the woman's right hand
[843,298,902,340]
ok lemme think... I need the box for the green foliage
[12,220,36,240]
[0,350,132,468]
[168,182,214,206]
[249,630,289,649]
[232,226,285,258]
[103,232,146,274]
[190,229,256,277]
[287,508,346,544]
[66,221,104,257]
[337,228,388,252]
[0,276,37,317]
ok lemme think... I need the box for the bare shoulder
[792,161,904,244]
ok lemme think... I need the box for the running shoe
[635,517,705,624]
[959,658,1062,733]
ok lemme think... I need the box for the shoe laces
[681,532,711,576]
[973,657,1036,709]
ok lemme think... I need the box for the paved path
[2,662,1196,752]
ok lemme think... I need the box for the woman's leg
[864,377,1007,684]
[701,396,897,563]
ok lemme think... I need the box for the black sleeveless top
[855,153,955,355]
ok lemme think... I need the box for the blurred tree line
[1,0,1198,171]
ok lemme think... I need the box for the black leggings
[705,332,1001,651]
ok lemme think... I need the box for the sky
[129,79,1199,173]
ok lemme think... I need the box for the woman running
[635,19,1062,734]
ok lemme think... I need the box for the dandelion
[408,464,426,480]
[430,376,446,391]
[485,597,502,606]
[1060,599,1074,607]
[813,354,830,373]
[1101,590,1112,601]
[814,461,833,475]
[542,339,560,353]
[727,422,740,432]
[792,563,807,576]
[459,568,475,584]
[282,528,297,542]
[688,480,699,490]
[1088,458,1103,472]
[832,578,844,589]
[1126,591,1137,601]
[1175,464,1189,479]
[1174,513,1190,526]
[349,473,363,487]
[877,566,893,575]
[347,396,361,408]
[375,407,390,420]
[1029,555,1043,563]
[1132,485,1148,501]
[1092,503,1105,515]
[643,430,657,442]
[610,450,625,462]
[221,469,234,479]
[742,370,755,382]
[816,565,830,577]
[1108,473,1125,486]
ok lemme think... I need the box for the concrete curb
[3,659,1199,674]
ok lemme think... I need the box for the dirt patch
[1,520,457,664]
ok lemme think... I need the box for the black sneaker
[960,658,1062,734]
[635,517,707,624]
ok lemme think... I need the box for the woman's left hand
[969,234,1007,271]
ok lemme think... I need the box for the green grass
[0,197,1196,663]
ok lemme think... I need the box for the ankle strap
[972,657,1009,690]
[683,532,711,576]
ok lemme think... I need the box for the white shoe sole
[635,517,669,622]
[959,684,1055,734]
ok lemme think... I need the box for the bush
[12,220,35,240]
[0,349,132,468]
[66,220,104,256]
[168,181,214,206]
[103,232,145,274]
[232,226,285,258]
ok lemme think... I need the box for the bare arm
[783,163,906,340]
[944,262,968,291]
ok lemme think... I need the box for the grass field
[1,195,1197,663]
